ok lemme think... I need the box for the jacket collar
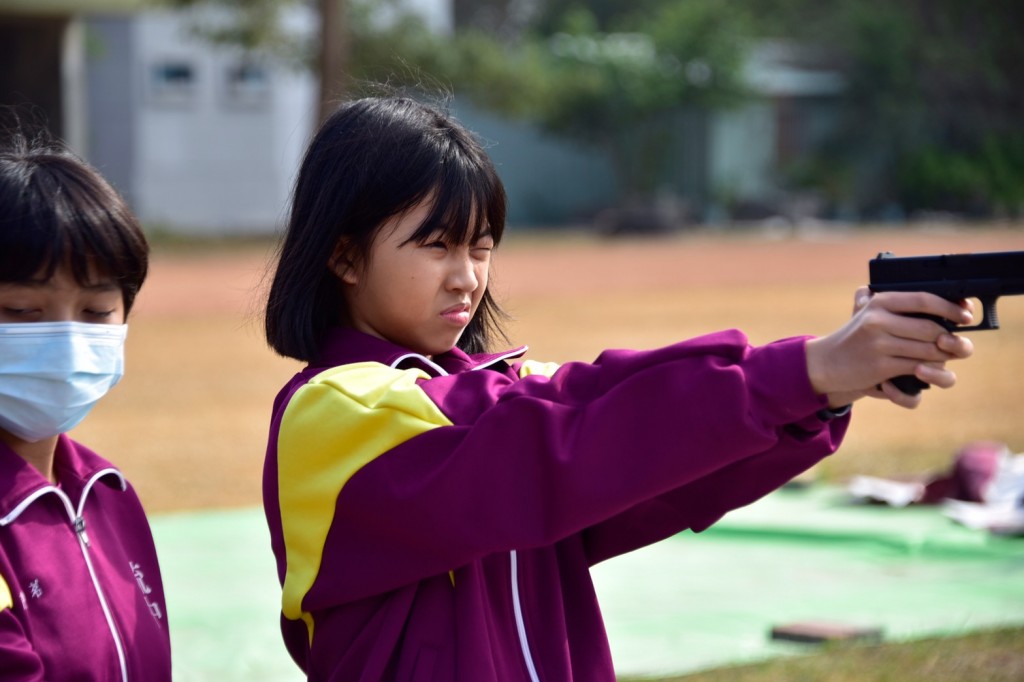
[0,435,125,523]
[313,327,527,377]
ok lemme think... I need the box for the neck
[0,430,59,483]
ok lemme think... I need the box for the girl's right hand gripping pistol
[868,250,1024,395]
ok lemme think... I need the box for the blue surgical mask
[0,321,126,443]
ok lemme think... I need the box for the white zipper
[390,353,449,375]
[1,471,129,681]
[390,346,530,375]
[510,550,541,682]
[75,515,129,682]
[470,346,530,371]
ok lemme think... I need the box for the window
[146,59,196,107]
[223,61,270,109]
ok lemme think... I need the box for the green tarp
[151,485,1024,681]
[592,485,1024,677]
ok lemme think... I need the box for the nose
[446,249,480,293]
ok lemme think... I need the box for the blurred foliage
[342,1,550,118]
[166,0,308,62]
[897,134,1024,217]
[536,3,753,195]
[345,0,754,198]
[739,0,1024,217]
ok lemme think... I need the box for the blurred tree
[740,0,1024,217]
[317,0,348,123]
[347,0,753,223]
[532,0,667,33]
[452,0,538,39]
[531,3,752,200]
[166,0,294,51]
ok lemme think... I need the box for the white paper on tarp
[847,475,925,507]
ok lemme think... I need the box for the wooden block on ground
[770,620,884,644]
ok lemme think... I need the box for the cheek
[476,261,490,286]
[471,265,490,307]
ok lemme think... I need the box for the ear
[328,239,359,285]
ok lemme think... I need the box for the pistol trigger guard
[980,297,1000,331]
[953,297,999,332]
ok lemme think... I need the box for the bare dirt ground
[71,223,1024,513]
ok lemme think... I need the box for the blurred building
[2,1,844,233]
[0,0,118,151]
[708,41,846,224]
[85,8,317,234]
[1,0,316,235]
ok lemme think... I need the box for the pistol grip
[891,375,929,396]
[889,310,957,394]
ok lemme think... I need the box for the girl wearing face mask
[0,125,171,681]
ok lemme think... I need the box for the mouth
[440,302,472,326]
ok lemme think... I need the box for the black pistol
[868,249,1024,395]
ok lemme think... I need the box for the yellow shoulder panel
[0,574,12,611]
[518,359,561,378]
[276,362,453,642]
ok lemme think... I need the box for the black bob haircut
[264,95,509,362]
[0,121,149,314]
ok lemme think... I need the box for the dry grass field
[71,223,1024,514]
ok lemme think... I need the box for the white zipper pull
[74,516,90,547]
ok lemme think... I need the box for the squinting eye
[425,241,448,251]
[85,309,116,319]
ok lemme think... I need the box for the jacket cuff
[745,336,830,426]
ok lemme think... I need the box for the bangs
[0,208,60,283]
[403,147,507,248]
[0,151,148,307]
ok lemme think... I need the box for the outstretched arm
[269,332,836,605]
